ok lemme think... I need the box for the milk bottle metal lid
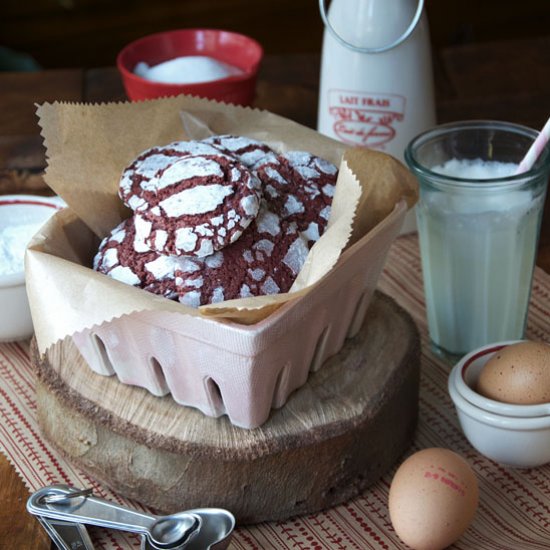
[319,0,425,54]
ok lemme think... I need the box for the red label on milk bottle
[328,90,406,149]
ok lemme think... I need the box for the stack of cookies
[94,135,338,307]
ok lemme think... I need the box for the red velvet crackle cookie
[129,153,263,258]
[254,151,338,245]
[119,140,221,211]
[173,151,339,307]
[174,200,312,308]
[93,217,183,299]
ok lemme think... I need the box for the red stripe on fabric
[0,387,72,485]
[232,530,263,550]
[0,423,49,487]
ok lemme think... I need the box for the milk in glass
[416,159,544,356]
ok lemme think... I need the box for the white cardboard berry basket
[27,97,417,429]
[70,200,406,428]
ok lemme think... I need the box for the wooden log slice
[32,291,420,524]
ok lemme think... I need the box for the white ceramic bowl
[451,341,550,418]
[448,342,550,468]
[0,195,64,342]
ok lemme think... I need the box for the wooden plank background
[1,0,549,69]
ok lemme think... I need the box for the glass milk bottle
[317,0,436,232]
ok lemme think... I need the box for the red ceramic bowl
[116,28,263,105]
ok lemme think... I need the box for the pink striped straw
[516,116,550,174]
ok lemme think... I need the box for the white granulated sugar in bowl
[134,56,244,84]
[0,223,43,276]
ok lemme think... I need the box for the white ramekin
[450,341,550,418]
[448,342,550,468]
[0,195,64,342]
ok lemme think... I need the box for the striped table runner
[1,234,549,549]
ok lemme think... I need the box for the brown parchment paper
[27,95,417,353]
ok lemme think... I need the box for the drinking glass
[405,120,550,359]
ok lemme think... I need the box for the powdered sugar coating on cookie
[119,140,221,211]
[254,151,337,244]
[202,134,276,168]
[134,153,262,257]
[174,200,311,307]
[93,217,186,299]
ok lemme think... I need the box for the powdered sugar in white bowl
[0,195,64,341]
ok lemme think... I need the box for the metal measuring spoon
[28,484,201,549]
[36,516,96,550]
[141,508,236,550]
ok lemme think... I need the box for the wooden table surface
[1,37,550,548]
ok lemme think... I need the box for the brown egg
[477,341,550,405]
[388,448,478,550]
